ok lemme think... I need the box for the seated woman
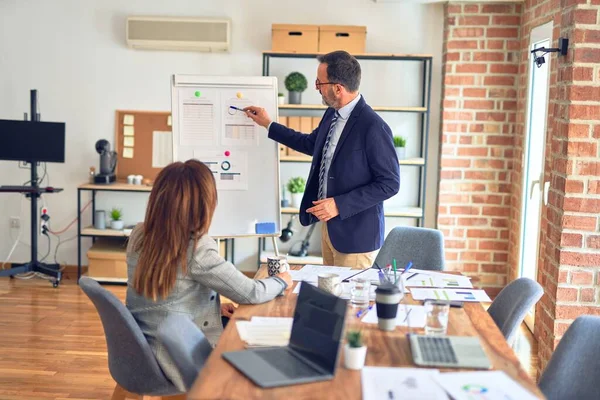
[126,159,292,391]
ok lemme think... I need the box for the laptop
[222,282,348,388]
[409,334,492,369]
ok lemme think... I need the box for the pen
[356,304,373,319]
[229,105,257,115]
[403,308,413,323]
[392,259,397,282]
[342,267,370,282]
[401,261,413,276]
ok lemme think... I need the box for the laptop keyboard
[417,336,458,365]
[256,349,320,378]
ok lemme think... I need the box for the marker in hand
[229,105,257,115]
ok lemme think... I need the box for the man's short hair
[317,50,361,92]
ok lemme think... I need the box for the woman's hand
[220,303,236,318]
[276,271,293,289]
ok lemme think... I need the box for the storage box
[318,25,366,54]
[87,239,127,280]
[272,24,319,53]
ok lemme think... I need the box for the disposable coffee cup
[375,283,402,331]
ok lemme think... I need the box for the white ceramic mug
[134,175,143,185]
[318,273,342,296]
[267,256,289,277]
[127,175,135,184]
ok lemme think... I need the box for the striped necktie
[317,111,340,200]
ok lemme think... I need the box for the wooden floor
[0,277,539,399]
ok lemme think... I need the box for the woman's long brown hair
[132,159,217,301]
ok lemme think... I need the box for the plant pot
[278,95,285,105]
[110,220,124,230]
[288,91,302,105]
[291,193,303,208]
[343,344,367,370]
[395,147,406,160]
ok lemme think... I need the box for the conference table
[188,265,544,399]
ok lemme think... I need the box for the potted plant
[344,330,367,370]
[393,136,407,160]
[287,177,306,208]
[278,92,285,105]
[110,207,124,230]
[285,72,307,105]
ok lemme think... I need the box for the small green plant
[346,330,363,348]
[393,136,407,148]
[287,177,306,194]
[285,72,308,93]
[110,208,122,221]
[278,92,284,96]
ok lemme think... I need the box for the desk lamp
[94,139,117,184]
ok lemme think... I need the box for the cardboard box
[87,239,127,280]
[272,24,319,53]
[319,25,366,54]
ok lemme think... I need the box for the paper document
[152,131,173,168]
[362,305,426,328]
[289,264,355,282]
[223,94,259,146]
[403,273,473,289]
[410,288,492,302]
[178,89,218,146]
[236,317,292,348]
[433,371,538,400]
[194,150,248,190]
[362,367,449,400]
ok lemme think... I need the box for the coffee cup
[375,283,402,331]
[127,175,135,184]
[267,256,289,277]
[318,273,342,296]
[134,175,143,185]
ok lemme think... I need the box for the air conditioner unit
[126,16,231,52]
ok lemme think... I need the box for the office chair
[157,314,213,391]
[374,226,445,271]
[79,277,184,399]
[539,315,600,400]
[487,277,543,346]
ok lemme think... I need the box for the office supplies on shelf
[433,371,538,400]
[223,283,347,388]
[410,288,491,302]
[362,305,425,328]
[361,367,448,400]
[409,335,492,369]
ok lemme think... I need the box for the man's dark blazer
[269,96,400,253]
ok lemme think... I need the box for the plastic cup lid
[375,282,401,295]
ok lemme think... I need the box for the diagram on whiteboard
[178,89,218,147]
[194,150,248,191]
[222,93,259,147]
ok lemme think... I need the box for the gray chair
[157,314,213,391]
[539,315,600,400]
[374,226,445,271]
[78,276,181,398]
[487,277,543,346]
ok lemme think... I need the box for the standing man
[245,50,400,269]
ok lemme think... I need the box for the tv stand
[0,89,64,287]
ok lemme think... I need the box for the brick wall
[440,0,600,375]
[439,3,522,297]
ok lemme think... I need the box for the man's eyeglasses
[315,79,338,88]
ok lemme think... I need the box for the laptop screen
[288,282,348,373]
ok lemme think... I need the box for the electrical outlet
[10,217,20,229]
[40,207,49,235]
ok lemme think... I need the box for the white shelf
[261,251,323,265]
[81,226,131,237]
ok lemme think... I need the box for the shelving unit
[261,51,433,265]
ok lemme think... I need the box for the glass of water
[350,277,371,307]
[424,300,450,336]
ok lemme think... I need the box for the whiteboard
[171,75,281,238]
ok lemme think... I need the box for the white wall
[0,0,443,272]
